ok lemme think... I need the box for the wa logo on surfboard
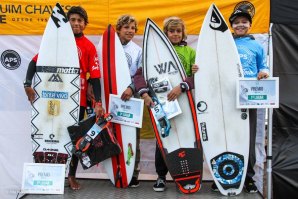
[154,60,178,75]
[209,5,228,32]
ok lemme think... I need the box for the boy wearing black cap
[211,6,269,194]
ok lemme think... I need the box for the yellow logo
[48,100,60,116]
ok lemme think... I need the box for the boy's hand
[257,72,269,80]
[24,87,36,104]
[142,93,154,108]
[121,87,133,101]
[167,85,181,101]
[94,103,105,117]
[192,64,199,74]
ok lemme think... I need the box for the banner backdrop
[0,0,270,35]
[0,34,269,198]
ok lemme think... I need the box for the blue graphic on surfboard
[195,4,249,196]
[30,3,80,166]
[143,18,203,194]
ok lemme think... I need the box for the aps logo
[1,50,21,70]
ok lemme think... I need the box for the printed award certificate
[108,94,144,128]
[236,77,279,108]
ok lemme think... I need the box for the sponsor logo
[241,113,248,120]
[1,50,21,70]
[91,65,99,71]
[197,101,208,113]
[43,148,58,152]
[209,5,228,32]
[49,134,55,140]
[154,61,178,75]
[50,4,67,28]
[200,122,208,141]
[48,100,60,116]
[42,91,68,99]
[178,151,186,158]
[36,66,79,74]
[0,4,72,24]
[56,67,79,74]
[48,73,63,82]
[45,133,59,143]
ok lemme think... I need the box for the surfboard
[31,3,80,166]
[143,18,203,194]
[98,25,137,188]
[195,4,249,196]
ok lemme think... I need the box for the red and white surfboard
[98,25,137,188]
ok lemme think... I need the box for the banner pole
[266,23,274,199]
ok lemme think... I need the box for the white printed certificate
[108,94,144,128]
[236,77,279,108]
[21,163,65,194]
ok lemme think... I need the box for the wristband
[23,79,32,88]
[180,82,187,92]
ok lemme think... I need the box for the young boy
[134,16,197,192]
[24,6,104,190]
[116,14,142,188]
[211,6,269,193]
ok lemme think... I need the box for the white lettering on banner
[0,5,21,13]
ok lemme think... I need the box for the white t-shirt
[122,40,142,77]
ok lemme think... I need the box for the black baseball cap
[229,7,252,25]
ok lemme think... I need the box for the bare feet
[68,175,81,190]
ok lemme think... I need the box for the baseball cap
[229,7,252,25]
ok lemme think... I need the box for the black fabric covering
[271,0,298,24]
[272,24,298,198]
[67,115,121,170]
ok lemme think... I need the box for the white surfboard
[98,25,137,188]
[195,4,249,196]
[31,3,80,166]
[143,18,203,194]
